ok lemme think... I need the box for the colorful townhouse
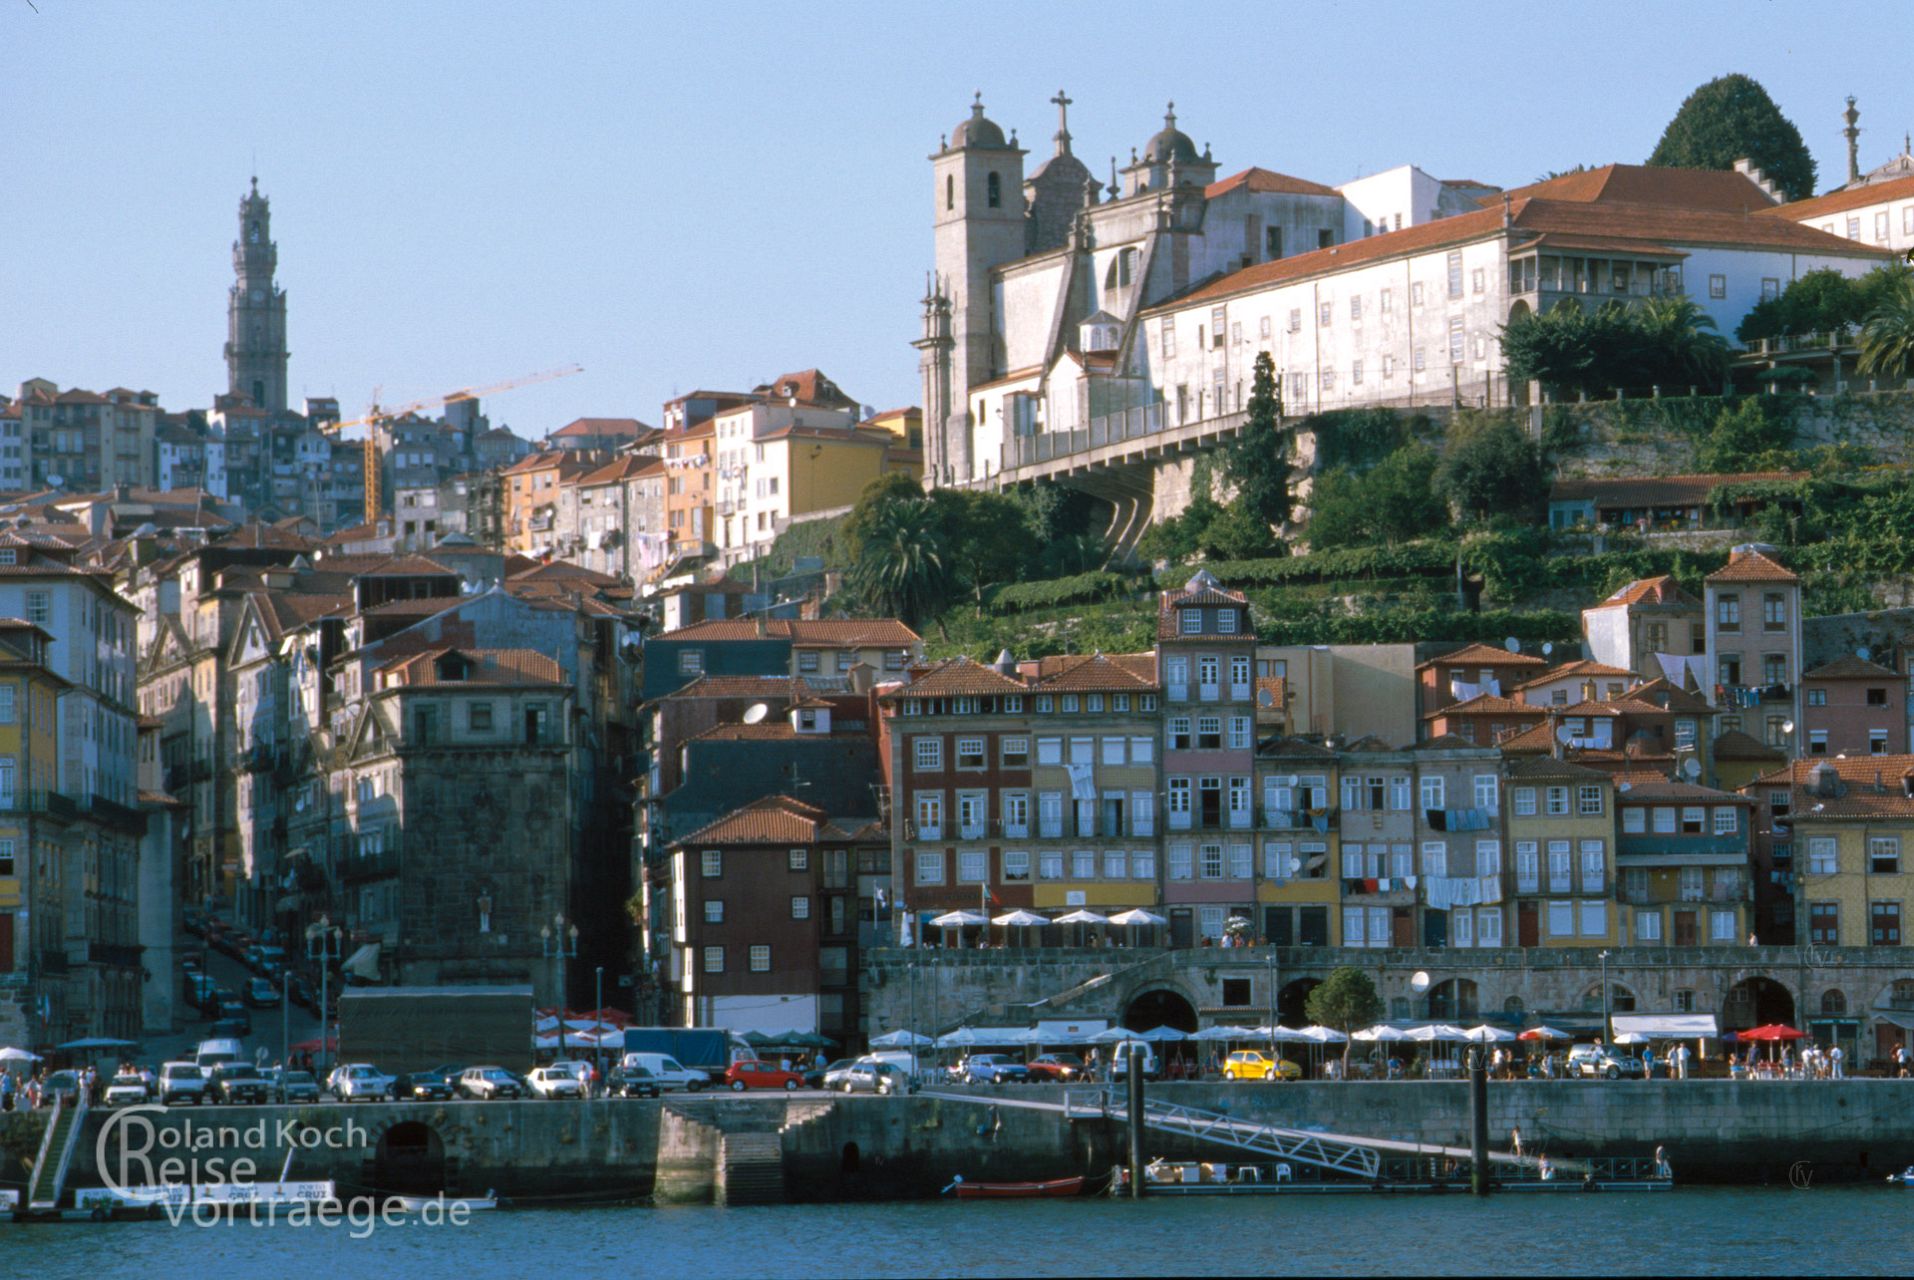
[1506,756,1618,948]
[1613,774,1755,947]
[1800,655,1908,757]
[1253,737,1338,946]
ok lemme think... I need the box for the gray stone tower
[1024,89,1094,255]
[928,94,1026,486]
[226,177,289,413]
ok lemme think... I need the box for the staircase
[715,1132,785,1206]
[27,1093,87,1212]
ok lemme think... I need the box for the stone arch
[1580,981,1638,1014]
[1427,978,1478,1021]
[374,1120,446,1195]
[1721,975,1795,1031]
[1277,978,1320,1028]
[1503,995,1525,1015]
[1820,989,1847,1016]
[1123,985,1198,1034]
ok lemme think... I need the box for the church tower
[929,95,1026,486]
[226,177,289,413]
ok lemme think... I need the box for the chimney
[1501,193,1512,229]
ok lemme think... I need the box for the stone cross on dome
[1051,88,1073,156]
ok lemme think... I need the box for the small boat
[1887,1167,1914,1186]
[946,1175,1085,1200]
[387,1190,500,1212]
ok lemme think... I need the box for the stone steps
[716,1131,785,1205]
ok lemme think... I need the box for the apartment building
[1703,545,1803,754]
[1614,775,1754,947]
[1800,655,1908,757]
[1506,757,1617,948]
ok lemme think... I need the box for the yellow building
[720,424,919,564]
[1759,756,1914,950]
[1506,757,1618,948]
[0,621,67,980]
[1253,739,1340,945]
[1614,774,1753,947]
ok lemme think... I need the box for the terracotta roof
[360,554,457,577]
[1339,734,1403,754]
[1750,755,1914,821]
[1803,655,1900,681]
[1161,193,1888,311]
[1622,678,1715,715]
[1417,642,1549,671]
[1157,574,1250,640]
[510,559,622,587]
[1513,660,1635,691]
[688,722,805,742]
[672,794,832,847]
[1613,773,1752,804]
[1030,652,1158,692]
[1704,548,1798,584]
[659,675,797,702]
[551,417,655,440]
[1593,575,1698,609]
[1712,728,1785,761]
[362,596,461,618]
[1415,733,1495,753]
[882,655,1028,699]
[1205,166,1339,200]
[1757,172,1914,222]
[578,454,663,486]
[1497,723,1557,755]
[1507,756,1612,782]
[373,646,565,688]
[1552,471,1806,508]
[1424,692,1541,720]
[784,619,920,648]
[1255,736,1336,760]
[751,369,858,411]
[1488,164,1781,212]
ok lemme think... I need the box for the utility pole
[542,914,580,1059]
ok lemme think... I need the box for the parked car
[545,1059,595,1089]
[527,1066,586,1100]
[607,1065,662,1098]
[103,1071,150,1106]
[328,1063,395,1102]
[187,973,217,1012]
[617,1052,707,1093]
[393,1064,463,1102]
[1567,1044,1646,1080]
[1222,1050,1302,1082]
[1025,1053,1086,1082]
[211,1063,270,1105]
[213,928,252,961]
[245,977,281,1008]
[183,907,205,936]
[458,1066,524,1100]
[958,1054,1030,1085]
[808,1058,857,1090]
[724,1060,805,1091]
[158,1061,209,1106]
[211,1014,252,1040]
[839,1061,908,1095]
[286,974,318,1012]
[248,945,288,976]
[195,1037,245,1070]
[276,1070,321,1104]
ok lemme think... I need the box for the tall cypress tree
[1648,74,1816,201]
[1222,351,1292,535]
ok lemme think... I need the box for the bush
[1307,444,1446,550]
[986,570,1144,615]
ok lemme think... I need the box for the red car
[1026,1053,1086,1082]
[724,1060,805,1091]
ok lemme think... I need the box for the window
[704,900,724,924]
[1319,302,1333,327]
[677,648,704,675]
[1874,901,1903,946]
[1447,317,1464,363]
[1039,850,1063,880]
[1382,353,1395,379]
[1129,736,1153,765]
[1447,251,1463,299]
[24,592,48,625]
[1419,776,1445,813]
[1807,836,1838,876]
[0,685,13,725]
[1452,909,1473,947]
[748,944,771,973]
[1002,792,1029,837]
[1762,653,1786,686]
[914,738,942,771]
[703,946,725,973]
[1709,909,1736,942]
[1877,210,1890,241]
[1001,737,1029,767]
[1101,736,1125,766]
[1807,729,1829,755]
[1478,909,1502,948]
[914,794,942,838]
[1228,716,1251,750]
[1716,594,1740,631]
[1636,911,1661,943]
[1350,296,1362,321]
[701,850,723,878]
[1411,281,1424,307]
[1381,287,1393,314]
[1546,786,1569,816]
[986,171,1001,208]
[1760,277,1781,300]
[0,837,11,877]
[1473,774,1498,812]
[1579,901,1606,938]
[1513,787,1537,817]
[1199,843,1224,879]
[1577,785,1603,816]
[1351,360,1364,386]
[1579,840,1605,893]
[1547,900,1574,937]
[1708,273,1726,299]
[1547,841,1571,893]
[1180,608,1202,635]
[1712,807,1737,836]
[955,737,985,769]
[958,850,987,883]
[1471,267,1485,295]
[1002,850,1029,882]
[1168,842,1193,880]
[1287,308,1301,333]
[1037,736,1062,765]
[1871,836,1900,874]
[1872,729,1890,755]
[1196,716,1222,750]
[1515,842,1539,893]
[1423,841,1448,878]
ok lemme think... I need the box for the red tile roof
[1803,655,1900,680]
[1704,548,1797,584]
[1592,575,1698,608]
[1029,652,1159,692]
[551,417,655,440]
[784,619,920,648]
[1205,166,1339,200]
[1747,755,1914,820]
[882,655,1028,699]
[660,675,797,702]
[1417,642,1549,671]
[1712,728,1785,761]
[373,646,565,688]
[1424,692,1541,720]
[1488,164,1781,212]
[1613,772,1753,803]
[1513,660,1635,691]
[1757,173,1914,222]
[672,794,834,847]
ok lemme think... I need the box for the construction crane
[320,364,584,524]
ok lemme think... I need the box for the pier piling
[1468,1047,1490,1196]
[1127,1046,1145,1200]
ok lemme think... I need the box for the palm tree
[1858,272,1914,379]
[849,497,948,629]
[1636,295,1728,386]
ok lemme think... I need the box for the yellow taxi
[1221,1050,1302,1082]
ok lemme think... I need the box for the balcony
[82,793,148,836]
[1616,878,1746,906]
[1617,833,1748,861]
[907,821,943,842]
[1262,806,1337,832]
[87,941,144,969]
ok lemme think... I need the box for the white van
[618,1051,706,1092]
[1105,1041,1158,1079]
[195,1038,244,1070]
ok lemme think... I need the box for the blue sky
[2,1,1908,437]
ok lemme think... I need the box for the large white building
[919,94,1894,498]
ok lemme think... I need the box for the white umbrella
[1464,1024,1516,1043]
[1518,1025,1572,1042]
[1193,1025,1259,1042]
[1136,1026,1189,1043]
[1405,1024,1470,1042]
[1354,1025,1407,1042]
[870,1030,931,1049]
[931,910,989,927]
[1089,1027,1140,1044]
[1108,908,1167,927]
[0,1046,40,1064]
[1298,1026,1349,1043]
[1053,909,1108,925]
[992,909,1047,927]
[1611,1031,1649,1046]
[1253,1025,1312,1044]
[935,1027,983,1048]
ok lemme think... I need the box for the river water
[4,1188,1902,1277]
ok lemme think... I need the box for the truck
[616,1027,752,1082]
[337,985,535,1077]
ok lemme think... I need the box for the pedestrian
[1655,1144,1672,1179]
[1896,1043,1909,1079]
[0,1069,13,1113]
[1642,1046,1655,1079]
[1510,1125,1524,1158]
[1831,1044,1845,1079]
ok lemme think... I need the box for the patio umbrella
[1354,1025,1407,1042]
[1404,1024,1468,1043]
[1298,1026,1349,1043]
[1518,1025,1570,1041]
[992,908,1047,948]
[1740,1023,1806,1041]
[1089,1027,1141,1044]
[1611,1031,1649,1046]
[1193,1025,1259,1042]
[58,1037,136,1052]
[931,910,989,927]
[935,1027,983,1049]
[1136,1026,1189,1043]
[1463,1025,1516,1042]
[1053,909,1108,925]
[1108,908,1167,926]
[0,1046,42,1064]
[870,1030,931,1049]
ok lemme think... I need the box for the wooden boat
[948,1175,1085,1200]
[387,1191,500,1212]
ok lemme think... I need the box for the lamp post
[1267,951,1278,1063]
[305,914,342,1079]
[542,914,579,1061]
[594,965,605,1096]
[281,969,290,1083]
[1598,949,1612,1046]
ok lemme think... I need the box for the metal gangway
[26,1092,88,1212]
[1056,1087,1381,1179]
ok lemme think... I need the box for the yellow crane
[321,364,584,524]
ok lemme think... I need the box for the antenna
[1782,720,1796,735]
[1556,724,1577,743]
[741,703,770,725]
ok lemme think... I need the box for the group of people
[1734,1041,1845,1079]
[0,1062,109,1111]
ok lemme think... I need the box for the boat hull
[952,1177,1085,1200]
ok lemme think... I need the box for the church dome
[1142,103,1198,164]
[951,94,1008,149]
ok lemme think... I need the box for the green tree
[1436,417,1543,523]
[1305,966,1385,1072]
[1221,352,1293,535]
[1647,73,1816,202]
[1306,445,1445,549]
[1634,296,1730,389]
[848,496,949,629]
[1697,398,1796,473]
[928,488,1037,606]
[843,472,928,563]
[1859,270,1914,379]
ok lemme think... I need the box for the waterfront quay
[6,1080,1911,1208]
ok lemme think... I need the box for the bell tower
[226,176,289,413]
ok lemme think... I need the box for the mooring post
[1127,1044,1146,1200]
[1469,1045,1491,1196]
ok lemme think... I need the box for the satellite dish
[1410,971,1432,994]
[1682,758,1701,780]
[1857,646,1872,661]
[1618,781,1633,793]
[741,703,770,725]
[1257,688,1275,708]
[1556,724,1577,743]
[1287,856,1302,876]
[1503,637,1521,654]
[45,474,62,488]
[1542,642,1554,657]
[1782,721,1795,735]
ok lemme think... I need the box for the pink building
[1801,655,1907,757]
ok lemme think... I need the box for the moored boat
[947,1175,1085,1200]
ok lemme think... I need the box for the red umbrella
[1739,1024,1805,1042]
[289,1036,338,1053]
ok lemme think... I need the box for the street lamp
[542,914,579,1061]
[305,914,342,1078]
[1598,949,1612,1046]
[594,965,605,1096]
